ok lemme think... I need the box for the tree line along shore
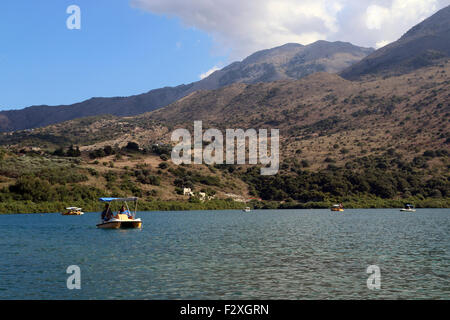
[0,145,449,214]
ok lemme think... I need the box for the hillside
[143,62,450,170]
[0,41,373,132]
[341,5,450,80]
[1,60,448,213]
[4,60,449,161]
[203,41,373,87]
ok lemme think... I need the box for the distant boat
[62,207,84,216]
[400,204,416,212]
[96,197,142,229]
[243,207,251,213]
[331,204,344,212]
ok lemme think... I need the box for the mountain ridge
[0,40,373,132]
[340,5,450,80]
[1,57,448,211]
[4,60,448,159]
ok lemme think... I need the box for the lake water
[0,209,448,300]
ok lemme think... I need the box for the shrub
[158,162,169,170]
[125,142,140,151]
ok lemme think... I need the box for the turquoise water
[0,209,448,300]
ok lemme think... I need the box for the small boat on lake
[96,197,142,229]
[243,207,251,213]
[400,204,416,212]
[62,207,84,216]
[331,204,344,212]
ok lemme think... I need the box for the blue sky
[0,0,226,110]
[1,0,447,111]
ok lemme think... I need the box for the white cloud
[365,0,440,44]
[375,40,390,49]
[131,0,449,60]
[366,5,391,30]
[131,0,344,59]
[199,66,221,79]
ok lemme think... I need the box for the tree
[104,145,114,156]
[158,162,169,169]
[9,177,54,202]
[53,148,65,157]
[126,142,140,151]
[89,149,105,159]
[66,145,81,157]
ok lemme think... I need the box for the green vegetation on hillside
[242,151,449,202]
[0,145,448,214]
[0,61,449,214]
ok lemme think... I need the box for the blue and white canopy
[99,197,138,202]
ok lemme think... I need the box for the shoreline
[1,198,449,215]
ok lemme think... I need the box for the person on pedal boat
[117,205,132,218]
[101,204,112,221]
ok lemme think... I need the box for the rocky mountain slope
[0,41,372,132]
[0,61,448,211]
[341,5,450,80]
[4,59,449,168]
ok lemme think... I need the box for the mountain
[1,61,448,211]
[341,5,450,80]
[198,41,373,87]
[5,59,449,162]
[144,63,450,160]
[0,85,193,132]
[0,41,373,132]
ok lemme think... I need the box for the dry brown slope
[137,62,449,168]
[2,61,449,171]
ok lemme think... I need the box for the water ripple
[0,209,448,299]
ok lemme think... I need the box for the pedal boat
[96,197,142,229]
[62,207,84,216]
[331,204,344,212]
[400,204,416,212]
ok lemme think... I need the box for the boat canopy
[99,197,138,203]
[66,207,82,210]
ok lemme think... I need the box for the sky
[0,0,448,110]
